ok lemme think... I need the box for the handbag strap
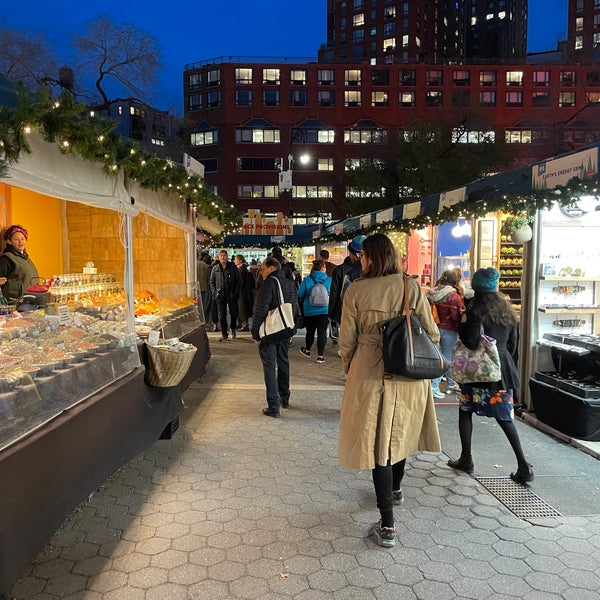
[272,276,293,330]
[270,276,285,305]
[402,276,415,364]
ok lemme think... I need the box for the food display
[133,289,200,338]
[498,238,524,311]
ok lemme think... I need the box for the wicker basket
[145,341,197,387]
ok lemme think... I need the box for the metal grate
[476,477,562,519]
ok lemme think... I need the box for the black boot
[447,456,474,474]
[510,463,534,484]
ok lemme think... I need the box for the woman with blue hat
[447,267,533,484]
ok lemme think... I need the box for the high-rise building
[465,0,528,62]
[568,0,600,64]
[318,0,526,65]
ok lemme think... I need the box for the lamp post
[278,153,310,221]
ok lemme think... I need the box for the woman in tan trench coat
[338,233,442,548]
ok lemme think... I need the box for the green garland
[0,85,242,234]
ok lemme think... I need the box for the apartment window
[505,91,523,107]
[290,90,308,106]
[263,90,280,106]
[479,91,496,107]
[452,129,495,143]
[235,125,281,143]
[189,94,202,110]
[317,90,335,106]
[236,157,280,171]
[290,69,307,85]
[453,70,471,86]
[346,186,385,198]
[576,16,584,31]
[207,91,221,107]
[400,70,417,86]
[384,6,396,18]
[191,131,217,146]
[400,91,416,106]
[402,34,409,47]
[207,69,220,87]
[594,32,600,46]
[293,186,333,198]
[353,29,364,41]
[532,91,551,107]
[505,129,547,144]
[353,13,365,26]
[452,91,470,107]
[383,37,396,51]
[263,68,280,84]
[384,22,396,35]
[426,70,443,86]
[352,45,364,58]
[354,0,364,8]
[561,71,576,86]
[235,89,253,106]
[425,91,443,107]
[372,91,389,106]
[587,72,600,86]
[480,70,497,86]
[317,158,334,171]
[576,36,584,50]
[188,73,201,90]
[576,0,583,9]
[596,0,600,8]
[588,92,600,104]
[402,1,409,14]
[235,68,252,84]
[506,71,523,86]
[345,90,362,106]
[533,71,550,86]
[292,124,335,144]
[238,185,278,198]
[595,14,600,27]
[191,123,218,146]
[372,69,390,85]
[318,69,335,85]
[345,69,362,85]
[559,92,577,107]
[201,159,218,172]
[344,126,388,144]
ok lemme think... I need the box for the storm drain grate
[476,477,562,519]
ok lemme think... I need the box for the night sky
[3,0,568,112]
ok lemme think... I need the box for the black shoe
[231,329,237,339]
[447,457,474,474]
[219,336,229,342]
[262,407,280,418]
[281,398,289,408]
[300,346,311,358]
[510,464,534,484]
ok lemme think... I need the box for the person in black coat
[447,267,533,484]
[210,250,242,341]
[251,257,301,417]
[234,255,255,331]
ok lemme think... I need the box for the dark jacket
[210,261,241,301]
[0,245,39,301]
[251,269,301,342]
[237,263,256,320]
[328,256,362,323]
[458,306,520,401]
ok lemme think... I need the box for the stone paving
[9,330,600,599]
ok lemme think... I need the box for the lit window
[471,17,477,25]
[506,71,523,86]
[318,158,334,171]
[345,69,362,85]
[498,11,506,19]
[505,91,523,106]
[344,90,362,106]
[402,34,409,47]
[486,13,493,20]
[576,36,584,50]
[318,69,335,85]
[191,128,218,146]
[383,37,396,50]
[479,91,496,107]
[262,68,280,85]
[533,71,550,86]
[235,126,281,143]
[372,91,389,106]
[559,92,576,107]
[290,69,307,85]
[235,68,252,84]
[353,13,364,26]
[480,71,497,86]
[576,17,584,31]
[400,91,416,106]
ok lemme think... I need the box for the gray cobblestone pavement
[10,330,600,599]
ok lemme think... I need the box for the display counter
[0,292,211,597]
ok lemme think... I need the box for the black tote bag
[380,276,447,379]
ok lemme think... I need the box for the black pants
[372,459,406,528]
[216,297,238,337]
[258,339,291,411]
[303,314,329,356]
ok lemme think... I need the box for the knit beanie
[471,267,500,293]
[347,235,366,255]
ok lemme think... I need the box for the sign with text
[376,208,394,224]
[402,202,421,220]
[439,187,466,209]
[242,210,293,236]
[533,147,598,191]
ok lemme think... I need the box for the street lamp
[278,153,310,219]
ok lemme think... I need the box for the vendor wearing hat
[328,235,366,342]
[0,224,39,302]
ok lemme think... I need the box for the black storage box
[529,378,600,441]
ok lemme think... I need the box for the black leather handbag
[380,276,447,379]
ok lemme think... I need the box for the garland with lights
[0,85,242,235]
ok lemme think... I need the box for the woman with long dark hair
[447,267,533,484]
[338,233,441,548]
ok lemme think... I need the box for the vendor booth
[0,132,215,596]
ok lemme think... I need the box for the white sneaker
[432,388,445,399]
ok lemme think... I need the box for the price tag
[58,304,70,325]
[147,330,160,345]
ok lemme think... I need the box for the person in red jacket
[427,269,465,398]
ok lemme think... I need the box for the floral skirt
[459,387,514,421]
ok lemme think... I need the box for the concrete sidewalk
[10,330,600,599]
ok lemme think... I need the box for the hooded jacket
[297,270,331,317]
[427,284,464,332]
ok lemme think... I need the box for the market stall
[0,132,216,596]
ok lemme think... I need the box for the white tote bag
[258,277,295,343]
